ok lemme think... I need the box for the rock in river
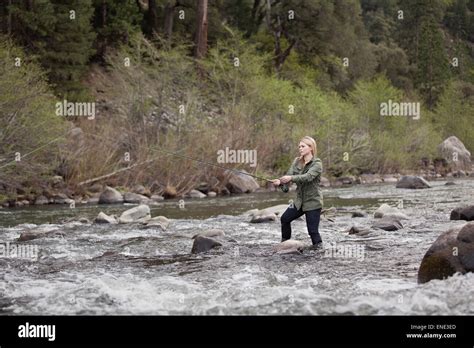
[396,176,431,189]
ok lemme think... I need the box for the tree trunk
[163,0,175,40]
[194,0,208,59]
[147,0,159,35]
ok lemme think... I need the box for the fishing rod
[150,146,290,193]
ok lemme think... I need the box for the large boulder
[191,236,222,254]
[437,136,472,171]
[118,204,151,223]
[418,222,474,283]
[224,170,260,194]
[450,205,474,221]
[98,186,124,204]
[396,176,431,189]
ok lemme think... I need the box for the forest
[0,0,473,201]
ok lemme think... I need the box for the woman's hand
[279,175,292,184]
[271,179,281,186]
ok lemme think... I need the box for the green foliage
[0,38,66,187]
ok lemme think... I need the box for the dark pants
[281,206,322,245]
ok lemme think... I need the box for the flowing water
[1,179,473,315]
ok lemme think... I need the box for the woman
[272,136,324,249]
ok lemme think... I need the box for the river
[1,179,473,315]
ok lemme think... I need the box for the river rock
[150,194,164,201]
[359,174,383,184]
[418,221,474,283]
[118,204,151,224]
[186,189,207,198]
[207,191,217,197]
[396,176,431,189]
[52,193,74,205]
[382,175,398,183]
[348,226,370,235]
[18,225,63,241]
[352,211,367,218]
[123,192,150,204]
[192,229,225,239]
[450,205,474,221]
[250,212,277,223]
[225,169,260,193]
[94,212,118,224]
[98,186,124,204]
[34,195,49,205]
[437,136,472,171]
[445,181,456,186]
[191,235,222,254]
[374,204,403,218]
[272,240,305,254]
[372,216,403,231]
[141,216,170,230]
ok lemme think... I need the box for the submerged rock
[352,211,367,218]
[374,204,408,220]
[418,222,474,283]
[192,229,225,239]
[141,216,170,230]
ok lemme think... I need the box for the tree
[194,0,208,58]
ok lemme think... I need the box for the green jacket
[286,157,323,211]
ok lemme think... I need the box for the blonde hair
[297,136,317,167]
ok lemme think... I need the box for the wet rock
[450,206,474,221]
[118,204,151,224]
[94,212,118,224]
[348,226,370,235]
[418,222,474,283]
[186,189,207,199]
[250,212,277,223]
[396,176,431,189]
[352,211,367,218]
[207,191,217,197]
[272,240,305,254]
[445,181,456,186]
[98,186,124,204]
[437,136,472,171]
[224,169,260,193]
[18,226,63,241]
[192,229,225,239]
[34,195,49,205]
[191,235,222,254]
[123,192,150,204]
[372,216,403,231]
[141,216,170,230]
[373,203,404,219]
